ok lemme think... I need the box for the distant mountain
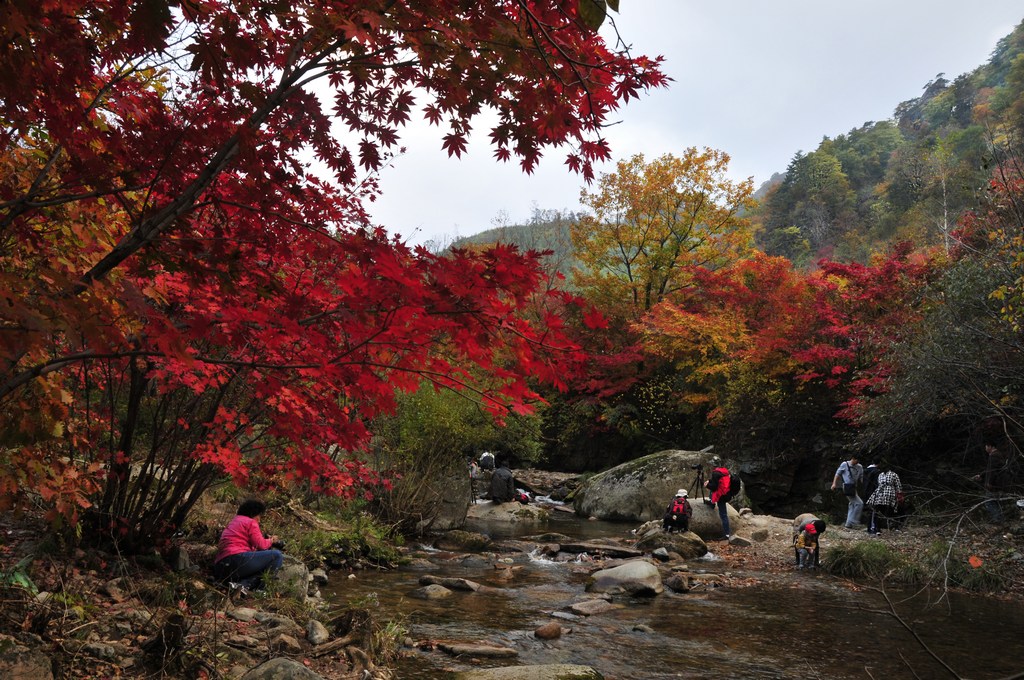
[452,209,580,276]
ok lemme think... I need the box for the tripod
[688,465,708,504]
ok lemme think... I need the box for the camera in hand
[271,540,286,550]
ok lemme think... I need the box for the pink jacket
[214,515,273,563]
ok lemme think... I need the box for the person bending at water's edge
[212,499,285,591]
[792,513,826,567]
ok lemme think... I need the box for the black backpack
[719,471,740,503]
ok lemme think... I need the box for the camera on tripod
[689,464,702,470]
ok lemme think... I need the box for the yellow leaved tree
[571,149,756,324]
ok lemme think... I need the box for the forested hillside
[467,20,1024,269]
[757,19,1024,264]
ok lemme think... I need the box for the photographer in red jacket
[704,457,733,540]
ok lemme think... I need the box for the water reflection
[324,511,1024,679]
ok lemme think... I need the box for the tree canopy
[0,0,665,546]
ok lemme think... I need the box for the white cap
[676,489,688,497]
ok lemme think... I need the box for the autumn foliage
[0,1,664,547]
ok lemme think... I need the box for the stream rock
[466,501,551,524]
[438,642,518,658]
[633,525,708,559]
[410,584,453,600]
[533,622,564,639]
[585,559,663,596]
[419,575,481,591]
[556,541,643,559]
[239,658,327,680]
[306,619,330,646]
[454,665,603,680]
[569,599,622,616]
[434,530,493,552]
[273,556,310,602]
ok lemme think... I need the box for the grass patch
[918,540,1006,593]
[289,514,403,569]
[824,539,1006,593]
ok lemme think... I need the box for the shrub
[825,541,905,580]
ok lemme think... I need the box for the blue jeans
[716,499,731,537]
[214,549,283,589]
[845,494,864,527]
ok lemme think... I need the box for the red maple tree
[0,1,665,547]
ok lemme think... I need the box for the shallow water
[325,510,1024,679]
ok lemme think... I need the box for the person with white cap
[662,488,692,533]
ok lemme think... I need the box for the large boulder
[573,450,742,535]
[585,559,663,596]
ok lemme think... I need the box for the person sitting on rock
[212,499,285,591]
[662,489,692,533]
[489,461,516,503]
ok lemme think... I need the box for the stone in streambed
[533,622,563,639]
[409,584,453,600]
[585,559,663,596]
[453,665,603,679]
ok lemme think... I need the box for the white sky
[364,2,1023,246]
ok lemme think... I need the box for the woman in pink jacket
[212,499,284,590]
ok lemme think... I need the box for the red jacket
[214,515,273,563]
[709,467,731,503]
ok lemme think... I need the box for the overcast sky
[365,2,1024,246]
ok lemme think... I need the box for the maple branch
[73,37,349,294]
[0,182,154,213]
[0,350,159,402]
[0,58,154,231]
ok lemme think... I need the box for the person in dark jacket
[862,460,881,505]
[490,461,516,503]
